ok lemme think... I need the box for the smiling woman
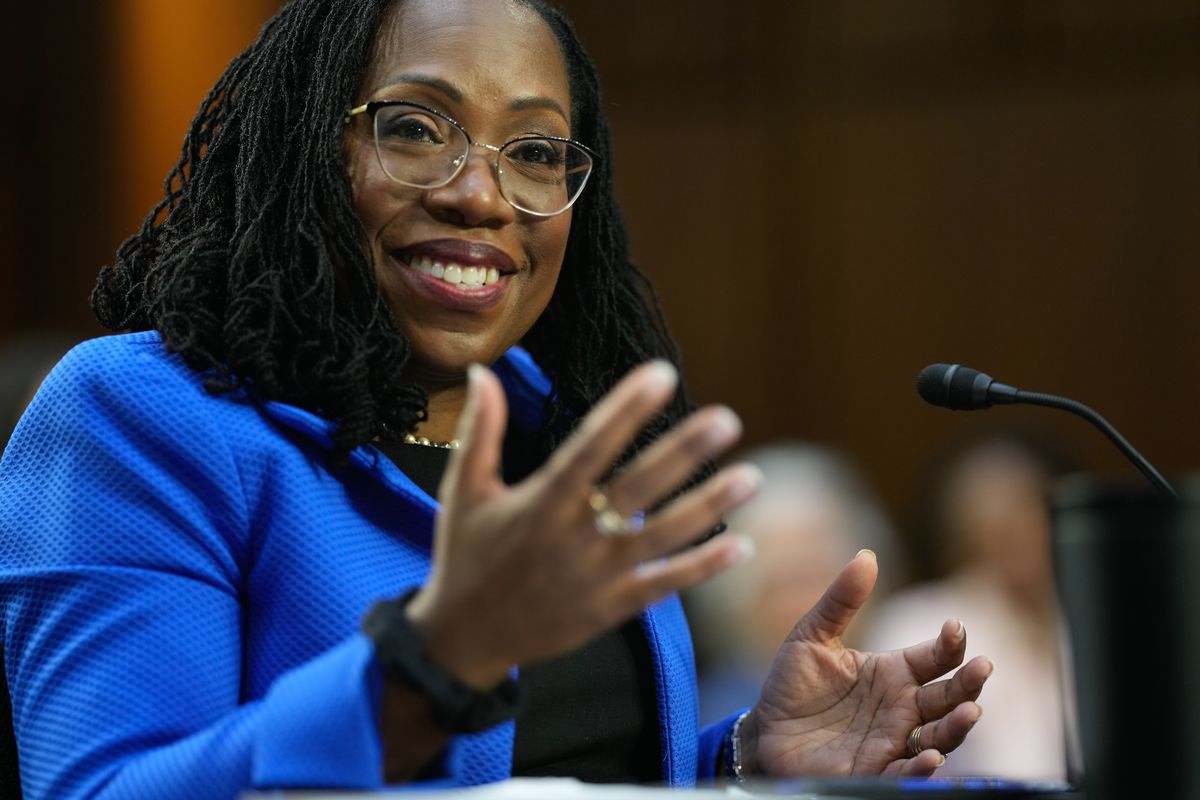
[0,1,990,798]
[344,0,576,423]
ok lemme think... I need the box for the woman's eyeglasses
[345,100,597,217]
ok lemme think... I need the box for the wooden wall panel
[3,0,1197,553]
[109,0,280,244]
[0,1,279,341]
[0,3,112,339]
[556,0,1200,539]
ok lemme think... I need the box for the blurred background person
[685,442,903,726]
[862,429,1074,781]
[0,332,77,451]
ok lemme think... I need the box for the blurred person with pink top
[863,432,1071,781]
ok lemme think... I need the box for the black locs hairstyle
[92,0,693,466]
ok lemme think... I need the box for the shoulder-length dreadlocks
[93,0,693,466]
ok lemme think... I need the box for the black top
[375,440,662,783]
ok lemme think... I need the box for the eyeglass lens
[372,103,592,215]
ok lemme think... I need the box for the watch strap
[362,590,523,734]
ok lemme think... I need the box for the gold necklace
[402,433,461,449]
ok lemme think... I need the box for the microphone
[917,363,1177,498]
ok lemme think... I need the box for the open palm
[740,551,992,778]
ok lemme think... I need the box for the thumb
[440,364,508,502]
[793,549,878,643]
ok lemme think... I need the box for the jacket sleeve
[0,340,385,799]
[696,709,745,781]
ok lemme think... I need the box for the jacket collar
[257,347,553,511]
[259,349,700,778]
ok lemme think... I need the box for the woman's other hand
[406,361,761,689]
[739,550,993,777]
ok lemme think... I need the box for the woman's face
[346,0,573,388]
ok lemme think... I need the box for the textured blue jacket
[0,332,733,799]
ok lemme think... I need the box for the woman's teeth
[409,256,500,289]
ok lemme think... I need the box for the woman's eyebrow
[373,72,463,101]
[510,94,567,121]
[374,74,565,120]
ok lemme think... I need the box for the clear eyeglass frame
[344,99,599,218]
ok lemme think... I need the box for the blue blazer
[0,332,734,799]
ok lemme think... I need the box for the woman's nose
[423,147,517,228]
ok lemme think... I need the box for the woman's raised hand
[406,361,761,688]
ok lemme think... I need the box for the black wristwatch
[362,591,523,733]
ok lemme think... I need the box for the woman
[0,0,990,797]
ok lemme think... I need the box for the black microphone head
[917,363,996,410]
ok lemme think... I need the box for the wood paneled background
[3,1,1197,565]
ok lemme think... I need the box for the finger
[610,533,755,615]
[792,549,878,643]
[603,405,742,514]
[891,749,946,778]
[903,618,967,684]
[541,360,678,491]
[913,701,983,757]
[619,463,762,563]
[441,364,508,503]
[915,655,993,721]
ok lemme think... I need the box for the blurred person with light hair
[685,443,902,726]
[861,430,1072,781]
[0,332,78,452]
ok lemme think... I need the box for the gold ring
[907,724,925,757]
[588,489,642,536]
